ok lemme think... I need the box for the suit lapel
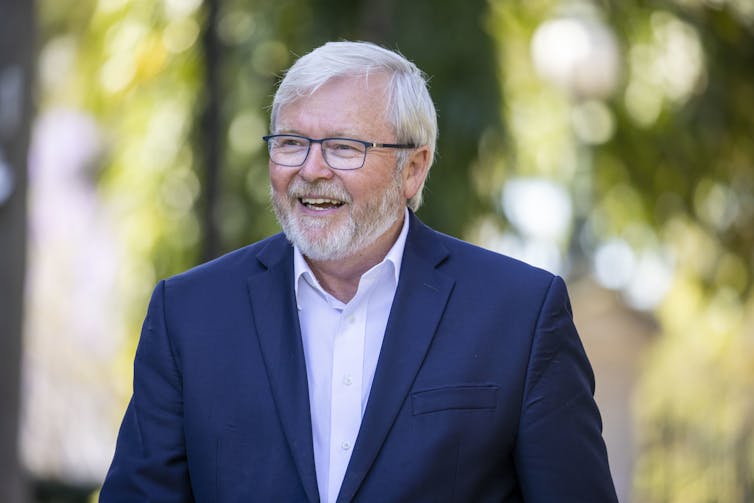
[247,236,319,503]
[337,214,455,503]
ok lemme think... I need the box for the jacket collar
[248,235,320,503]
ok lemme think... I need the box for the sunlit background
[2,0,754,501]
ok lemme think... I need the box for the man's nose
[298,142,334,181]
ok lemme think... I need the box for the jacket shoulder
[419,224,556,288]
[165,232,290,290]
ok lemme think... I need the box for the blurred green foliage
[488,1,754,500]
[35,0,754,500]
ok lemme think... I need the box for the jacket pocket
[411,384,498,415]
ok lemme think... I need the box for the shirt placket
[327,303,366,503]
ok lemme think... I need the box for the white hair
[270,41,437,211]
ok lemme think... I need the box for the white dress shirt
[294,209,409,503]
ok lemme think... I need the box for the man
[101,41,618,502]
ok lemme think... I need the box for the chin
[292,223,359,261]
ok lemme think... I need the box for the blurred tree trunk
[200,0,222,261]
[0,0,34,502]
[358,0,394,41]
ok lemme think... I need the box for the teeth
[299,197,345,211]
[301,198,342,205]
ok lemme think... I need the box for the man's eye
[329,141,363,153]
[280,138,306,147]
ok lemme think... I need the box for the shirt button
[341,441,351,451]
[347,315,355,324]
[343,375,353,386]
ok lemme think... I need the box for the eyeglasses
[262,134,416,171]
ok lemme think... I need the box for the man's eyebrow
[273,129,364,139]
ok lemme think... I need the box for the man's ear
[401,146,431,201]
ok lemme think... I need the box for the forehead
[276,73,393,137]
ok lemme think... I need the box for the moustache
[286,178,352,204]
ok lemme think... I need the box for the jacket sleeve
[100,280,194,502]
[514,275,618,502]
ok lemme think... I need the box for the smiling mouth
[299,197,346,211]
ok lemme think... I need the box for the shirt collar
[294,207,410,307]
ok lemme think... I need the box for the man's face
[270,73,408,261]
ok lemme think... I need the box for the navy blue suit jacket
[101,212,618,502]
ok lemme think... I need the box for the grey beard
[271,175,404,261]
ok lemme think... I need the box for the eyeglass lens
[268,136,366,170]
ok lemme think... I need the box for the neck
[305,212,405,303]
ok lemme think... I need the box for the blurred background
[1,0,753,501]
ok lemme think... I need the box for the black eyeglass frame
[262,134,417,170]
